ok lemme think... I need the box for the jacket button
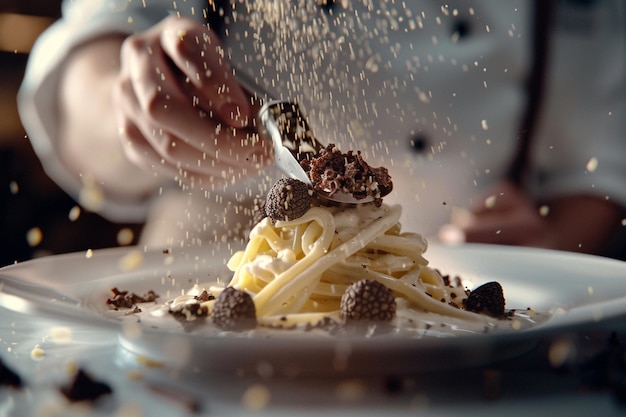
[319,0,335,13]
[451,19,471,41]
[409,134,428,153]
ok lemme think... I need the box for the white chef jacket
[18,0,626,242]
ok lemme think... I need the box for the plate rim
[2,243,626,375]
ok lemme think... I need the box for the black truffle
[211,287,257,330]
[341,279,396,321]
[265,178,312,222]
[465,281,505,317]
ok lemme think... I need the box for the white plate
[1,244,625,376]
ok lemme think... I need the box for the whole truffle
[341,279,396,321]
[465,281,505,317]
[265,178,312,221]
[211,287,257,330]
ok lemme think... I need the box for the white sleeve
[17,0,207,222]
[530,0,626,208]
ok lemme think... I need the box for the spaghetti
[227,202,487,329]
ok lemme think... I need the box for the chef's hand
[438,181,622,255]
[113,15,270,185]
[439,182,551,247]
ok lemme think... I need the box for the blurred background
[0,0,141,267]
[0,2,622,267]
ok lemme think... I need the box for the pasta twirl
[227,203,482,328]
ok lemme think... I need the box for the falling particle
[9,181,18,194]
[176,29,187,41]
[117,228,135,246]
[68,206,81,221]
[118,250,144,271]
[241,384,271,411]
[50,326,72,343]
[85,249,94,259]
[79,176,105,212]
[587,286,594,295]
[481,120,488,130]
[586,157,598,172]
[335,379,367,402]
[30,345,45,361]
[621,218,626,226]
[548,338,575,368]
[26,227,43,247]
[484,195,497,209]
[538,205,550,217]
[438,224,465,245]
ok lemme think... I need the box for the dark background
[0,0,142,267]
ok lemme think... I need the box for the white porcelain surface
[1,244,625,416]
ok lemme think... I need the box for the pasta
[227,203,486,329]
[109,141,546,336]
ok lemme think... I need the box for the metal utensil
[258,100,322,185]
[259,100,376,204]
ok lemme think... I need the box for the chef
[18,0,626,254]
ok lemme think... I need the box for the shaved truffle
[169,290,214,321]
[0,357,22,389]
[265,178,313,221]
[106,287,159,309]
[60,369,112,402]
[341,279,396,321]
[465,282,505,317]
[211,287,257,330]
[302,144,393,207]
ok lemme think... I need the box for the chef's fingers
[459,205,549,247]
[114,72,270,181]
[159,16,251,128]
